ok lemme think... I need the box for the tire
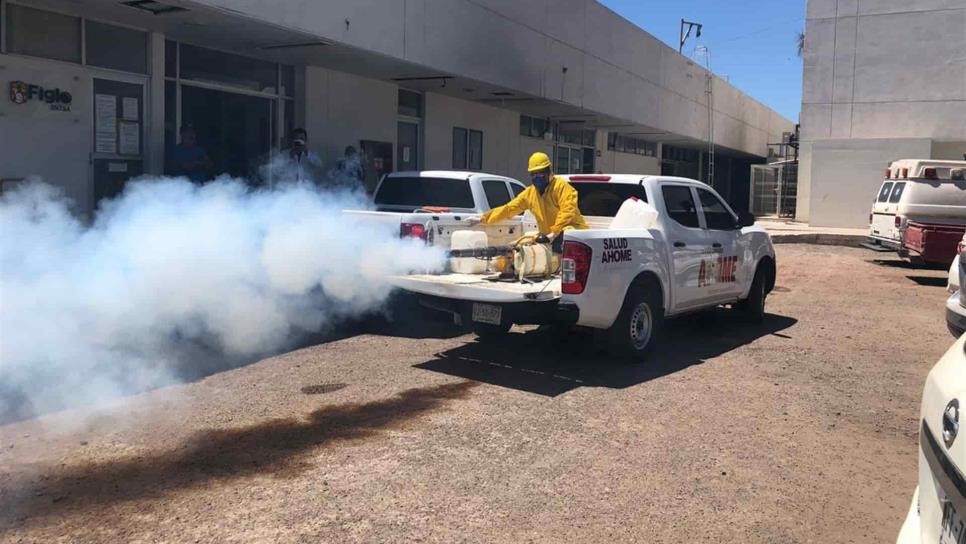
[947,322,965,338]
[472,321,512,341]
[607,283,664,362]
[738,265,768,323]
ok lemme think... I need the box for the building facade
[1,0,793,218]
[800,0,966,227]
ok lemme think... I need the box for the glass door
[397,121,419,171]
[91,78,144,206]
[179,85,272,182]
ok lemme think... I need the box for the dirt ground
[0,245,955,543]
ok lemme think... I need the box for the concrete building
[800,0,966,227]
[1,0,793,217]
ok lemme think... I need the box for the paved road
[0,245,954,543]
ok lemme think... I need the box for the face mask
[531,172,550,194]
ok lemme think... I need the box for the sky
[600,0,805,123]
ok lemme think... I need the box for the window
[179,43,278,93]
[607,133,656,157]
[556,147,571,175]
[661,185,700,228]
[876,182,894,203]
[281,65,295,98]
[889,182,906,204]
[398,89,422,118]
[452,127,482,170]
[510,183,526,197]
[373,177,475,209]
[697,188,736,230]
[519,115,549,138]
[85,21,148,74]
[165,39,178,77]
[570,183,647,217]
[482,180,512,208]
[663,145,699,163]
[5,5,81,63]
[468,130,483,170]
[559,128,594,146]
[453,128,467,169]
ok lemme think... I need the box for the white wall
[0,55,95,213]
[799,137,932,227]
[303,66,397,171]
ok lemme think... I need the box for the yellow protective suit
[481,175,589,234]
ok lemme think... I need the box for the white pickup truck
[393,174,777,360]
[343,170,532,242]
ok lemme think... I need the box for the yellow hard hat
[527,152,552,173]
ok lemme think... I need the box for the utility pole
[695,46,714,185]
[679,19,702,53]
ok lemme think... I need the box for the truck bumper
[416,294,560,327]
[946,291,966,337]
[556,302,580,326]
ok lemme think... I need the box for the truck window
[877,182,894,203]
[482,180,512,208]
[661,185,700,228]
[697,188,737,230]
[889,182,906,203]
[569,182,647,217]
[374,176,475,209]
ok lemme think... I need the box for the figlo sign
[10,81,72,112]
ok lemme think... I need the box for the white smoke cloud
[0,176,444,421]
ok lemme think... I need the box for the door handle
[673,241,687,248]
[712,242,722,249]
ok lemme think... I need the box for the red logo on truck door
[698,256,738,287]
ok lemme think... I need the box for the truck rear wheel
[608,283,663,362]
[472,321,512,341]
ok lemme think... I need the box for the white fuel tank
[450,230,488,274]
[610,197,658,230]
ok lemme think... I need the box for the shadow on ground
[1,381,477,527]
[867,258,947,271]
[906,275,949,287]
[414,310,797,397]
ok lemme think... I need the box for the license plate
[941,500,966,544]
[471,303,502,325]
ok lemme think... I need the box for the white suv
[898,334,966,542]
[947,234,966,337]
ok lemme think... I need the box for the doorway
[397,121,419,171]
[178,85,272,181]
[91,78,144,206]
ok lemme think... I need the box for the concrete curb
[769,233,867,247]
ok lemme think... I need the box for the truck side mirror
[737,211,756,228]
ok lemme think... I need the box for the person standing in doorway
[333,145,366,191]
[170,124,213,184]
[282,128,323,183]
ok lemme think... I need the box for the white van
[867,159,966,264]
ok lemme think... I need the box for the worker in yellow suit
[470,152,588,250]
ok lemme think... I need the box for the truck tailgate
[392,273,561,303]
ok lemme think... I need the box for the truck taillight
[562,240,592,295]
[895,215,902,229]
[400,222,428,242]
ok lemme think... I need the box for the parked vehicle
[896,333,966,543]
[946,234,966,337]
[391,174,776,360]
[866,159,966,266]
[343,171,534,243]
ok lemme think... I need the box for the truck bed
[391,273,561,303]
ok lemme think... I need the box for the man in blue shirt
[170,124,212,184]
